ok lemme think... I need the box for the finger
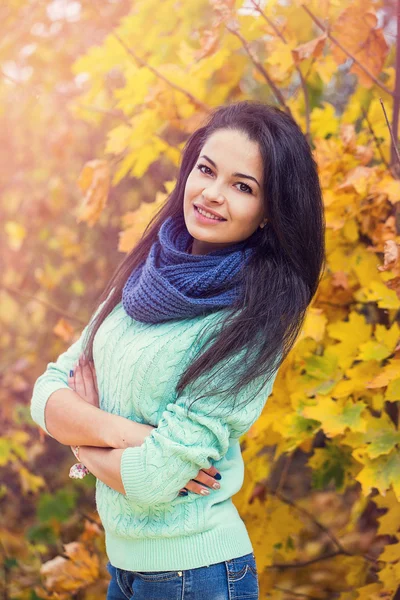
[67,369,76,390]
[192,470,221,490]
[87,361,99,396]
[80,361,99,405]
[78,356,88,397]
[73,363,87,398]
[183,480,213,496]
[201,465,221,479]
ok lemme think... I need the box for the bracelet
[71,445,81,461]
[69,445,90,479]
[69,463,90,479]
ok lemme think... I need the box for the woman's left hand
[67,354,99,469]
[67,354,99,408]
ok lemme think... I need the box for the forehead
[200,129,263,177]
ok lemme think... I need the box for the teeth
[196,206,223,220]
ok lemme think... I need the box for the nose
[201,182,225,203]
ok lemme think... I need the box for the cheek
[230,198,263,225]
[184,174,204,205]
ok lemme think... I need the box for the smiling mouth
[194,205,226,222]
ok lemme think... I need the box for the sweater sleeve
[30,296,110,438]
[120,351,280,506]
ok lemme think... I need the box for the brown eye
[197,164,213,175]
[234,182,253,195]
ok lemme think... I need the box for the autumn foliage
[1,0,400,598]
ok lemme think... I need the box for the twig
[275,453,293,496]
[391,0,400,168]
[269,549,342,569]
[301,4,393,97]
[224,23,291,115]
[360,105,390,169]
[1,284,87,325]
[77,104,132,125]
[273,489,351,556]
[112,31,210,114]
[249,0,310,138]
[273,586,325,599]
[380,97,400,168]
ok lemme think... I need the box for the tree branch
[301,4,393,97]
[273,489,352,557]
[223,23,291,115]
[360,106,390,170]
[269,549,342,570]
[249,0,310,138]
[381,97,400,172]
[1,284,87,325]
[391,0,400,169]
[112,31,210,114]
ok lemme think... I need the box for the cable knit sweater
[30,300,279,572]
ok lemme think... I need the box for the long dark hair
[82,100,326,415]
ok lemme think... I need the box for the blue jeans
[106,552,259,599]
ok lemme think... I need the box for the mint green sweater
[30,300,279,571]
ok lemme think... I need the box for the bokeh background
[1,0,400,598]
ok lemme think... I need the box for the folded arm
[44,388,152,449]
[118,358,280,505]
[78,446,125,494]
[30,295,152,449]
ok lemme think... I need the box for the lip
[193,203,227,222]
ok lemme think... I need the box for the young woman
[30,100,325,599]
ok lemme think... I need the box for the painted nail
[200,489,210,495]
[214,473,222,480]
[212,482,220,490]
[178,491,188,496]
[69,370,74,377]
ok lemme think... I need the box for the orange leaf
[53,318,75,343]
[76,160,110,228]
[292,34,326,65]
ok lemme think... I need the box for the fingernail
[178,491,188,496]
[200,489,210,495]
[214,473,222,480]
[69,370,74,377]
[212,482,220,490]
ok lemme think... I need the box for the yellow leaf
[310,103,339,138]
[337,166,375,196]
[355,450,400,500]
[241,495,303,570]
[378,559,400,595]
[4,221,26,251]
[315,54,338,85]
[354,279,399,309]
[77,160,110,228]
[40,541,99,592]
[355,582,384,599]
[386,378,400,402]
[342,412,400,459]
[300,308,327,342]
[118,193,168,253]
[303,398,367,437]
[105,124,132,155]
[375,489,400,536]
[18,466,45,495]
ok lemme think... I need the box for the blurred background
[1,0,400,598]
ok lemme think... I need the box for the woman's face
[183,128,267,255]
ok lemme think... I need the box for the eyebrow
[199,155,261,189]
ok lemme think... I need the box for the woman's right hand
[179,465,221,497]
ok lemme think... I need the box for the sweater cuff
[30,381,71,439]
[120,446,162,505]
